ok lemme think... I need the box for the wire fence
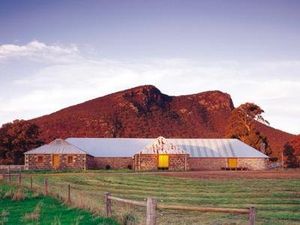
[1,172,256,225]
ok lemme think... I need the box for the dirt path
[157,169,300,179]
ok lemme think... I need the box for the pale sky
[0,0,299,134]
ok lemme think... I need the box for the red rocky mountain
[30,85,294,157]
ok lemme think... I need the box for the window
[37,156,43,163]
[67,156,73,164]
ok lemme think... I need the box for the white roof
[172,138,268,158]
[25,139,88,155]
[66,137,268,158]
[66,138,150,157]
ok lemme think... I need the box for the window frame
[67,156,73,164]
[37,156,44,163]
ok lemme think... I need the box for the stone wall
[25,154,87,170]
[134,154,157,171]
[238,158,268,170]
[25,154,52,170]
[188,158,268,170]
[134,154,188,171]
[188,158,226,170]
[93,157,133,169]
[169,154,188,171]
[86,155,96,169]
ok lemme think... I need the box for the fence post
[30,176,33,189]
[18,173,22,185]
[104,192,112,217]
[2,171,4,182]
[249,207,256,225]
[146,197,157,225]
[44,178,48,195]
[8,172,11,183]
[67,184,71,203]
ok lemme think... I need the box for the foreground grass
[9,171,300,225]
[0,183,118,225]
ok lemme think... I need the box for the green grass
[5,171,300,225]
[0,183,118,225]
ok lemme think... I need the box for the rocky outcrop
[30,85,294,157]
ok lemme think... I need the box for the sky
[0,0,299,134]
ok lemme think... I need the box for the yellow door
[158,155,169,169]
[228,158,238,169]
[52,155,60,169]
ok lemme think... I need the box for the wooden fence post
[67,184,71,203]
[44,178,48,195]
[146,197,157,225]
[30,176,33,189]
[18,173,22,185]
[8,172,11,183]
[104,192,112,217]
[249,207,256,225]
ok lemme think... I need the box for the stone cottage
[24,139,94,170]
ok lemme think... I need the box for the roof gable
[138,137,187,154]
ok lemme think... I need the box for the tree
[226,103,272,155]
[0,120,44,164]
[283,143,299,168]
[289,136,300,156]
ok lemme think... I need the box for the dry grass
[0,210,9,225]
[23,201,43,222]
[3,188,25,201]
[19,171,300,225]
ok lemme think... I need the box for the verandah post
[249,207,256,225]
[146,197,157,225]
[104,192,112,217]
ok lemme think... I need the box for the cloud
[0,41,80,63]
[0,41,299,134]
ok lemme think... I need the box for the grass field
[0,183,118,225]
[6,170,299,225]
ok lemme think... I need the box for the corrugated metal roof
[171,139,267,158]
[66,138,152,157]
[25,139,88,155]
[66,137,268,158]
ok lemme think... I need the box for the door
[228,158,238,169]
[158,155,169,169]
[52,154,60,169]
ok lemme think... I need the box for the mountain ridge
[30,85,294,158]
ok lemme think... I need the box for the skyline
[0,0,300,134]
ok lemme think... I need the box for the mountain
[30,85,295,157]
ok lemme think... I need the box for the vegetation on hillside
[0,120,44,165]
[226,103,272,156]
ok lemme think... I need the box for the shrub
[122,213,137,225]
[105,165,111,170]
[4,188,25,201]
[127,165,132,170]
[12,188,25,201]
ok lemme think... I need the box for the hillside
[30,85,295,157]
